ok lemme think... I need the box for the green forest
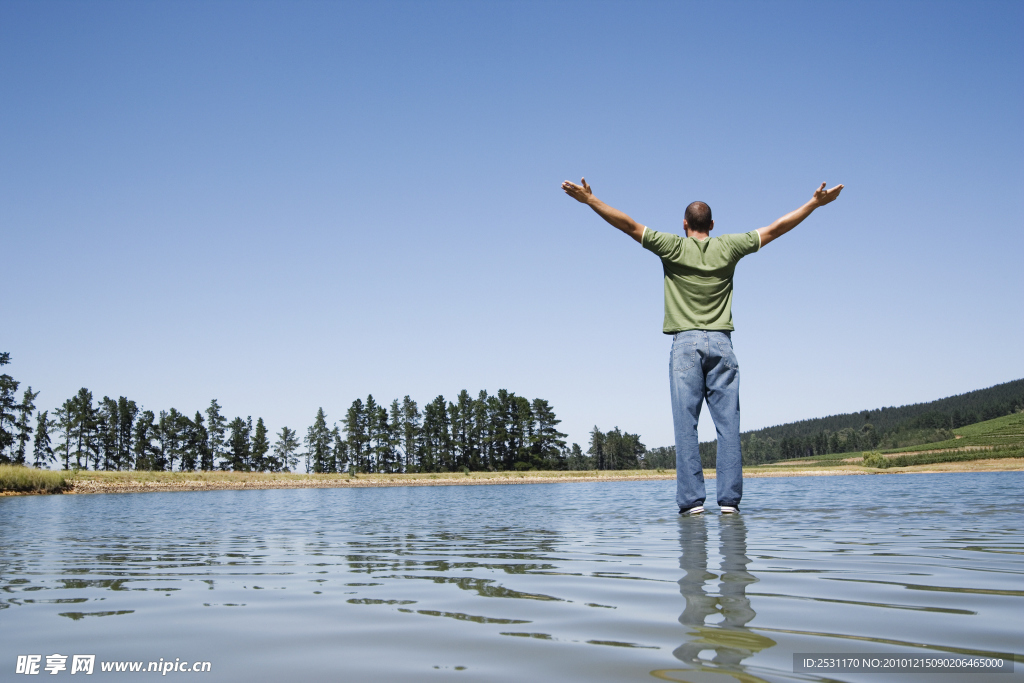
[0,352,645,473]
[2,352,1021,473]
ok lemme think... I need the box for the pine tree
[157,409,185,471]
[54,400,74,470]
[70,388,98,470]
[344,400,367,473]
[331,425,347,473]
[383,401,402,473]
[226,417,252,471]
[154,410,169,471]
[97,397,119,470]
[421,396,453,472]
[306,408,332,473]
[205,400,227,471]
[180,412,208,472]
[13,387,40,465]
[173,410,194,471]
[177,414,196,472]
[32,410,55,468]
[133,410,157,470]
[387,399,403,473]
[364,395,380,473]
[251,417,270,471]
[0,352,18,462]
[489,391,512,469]
[116,397,138,470]
[588,426,606,470]
[530,398,567,469]
[508,394,532,469]
[452,390,473,471]
[273,426,300,472]
[370,402,392,473]
[165,408,188,471]
[400,396,421,472]
[473,391,491,470]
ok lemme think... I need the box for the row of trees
[2,352,663,473]
[585,426,647,470]
[303,390,571,473]
[9,354,1022,473]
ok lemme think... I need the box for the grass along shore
[0,465,73,494]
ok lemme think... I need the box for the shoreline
[3,458,1020,496]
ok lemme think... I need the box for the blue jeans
[670,330,742,510]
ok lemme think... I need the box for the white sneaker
[680,505,705,515]
[720,506,739,514]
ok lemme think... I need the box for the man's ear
[682,219,690,233]
[708,220,714,232]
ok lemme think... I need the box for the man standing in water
[562,178,843,514]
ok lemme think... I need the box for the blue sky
[2,0,1022,450]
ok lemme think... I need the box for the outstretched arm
[757,182,844,247]
[562,178,645,243]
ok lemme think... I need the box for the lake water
[1,472,1021,682]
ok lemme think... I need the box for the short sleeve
[642,227,681,260]
[719,230,760,263]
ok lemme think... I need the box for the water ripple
[1,472,1021,682]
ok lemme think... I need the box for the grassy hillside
[765,411,1024,470]
[878,410,1024,453]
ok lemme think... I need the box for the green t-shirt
[641,227,760,333]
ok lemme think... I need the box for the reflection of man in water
[563,179,843,513]
[675,516,775,670]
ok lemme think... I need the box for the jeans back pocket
[673,338,697,373]
[716,340,739,370]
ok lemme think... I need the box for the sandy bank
[43,459,1021,495]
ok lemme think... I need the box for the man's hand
[562,177,594,204]
[561,177,645,243]
[812,182,844,207]
[757,181,844,247]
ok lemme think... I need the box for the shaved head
[684,201,713,233]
